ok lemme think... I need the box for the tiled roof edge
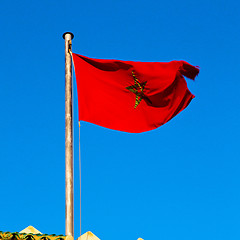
[0,232,66,240]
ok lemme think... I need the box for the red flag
[72,53,199,133]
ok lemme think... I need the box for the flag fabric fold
[72,53,199,133]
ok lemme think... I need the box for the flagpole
[63,32,74,237]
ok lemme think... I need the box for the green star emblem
[126,71,147,108]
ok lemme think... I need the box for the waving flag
[72,53,199,133]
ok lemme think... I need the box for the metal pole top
[63,32,74,39]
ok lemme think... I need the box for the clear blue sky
[1,0,240,239]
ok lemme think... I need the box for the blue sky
[1,0,240,239]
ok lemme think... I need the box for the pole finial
[63,32,74,39]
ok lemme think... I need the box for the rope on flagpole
[79,121,82,237]
[71,48,75,237]
[71,50,82,237]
